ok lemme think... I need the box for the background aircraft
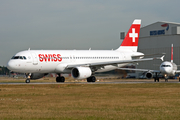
[7,19,162,83]
[119,44,180,82]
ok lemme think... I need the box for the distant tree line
[0,66,10,75]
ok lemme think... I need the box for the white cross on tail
[129,28,138,42]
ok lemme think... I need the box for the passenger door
[31,53,38,65]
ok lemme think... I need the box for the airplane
[7,19,163,83]
[119,44,180,82]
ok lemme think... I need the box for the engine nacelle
[145,72,153,79]
[71,67,92,79]
[30,73,48,80]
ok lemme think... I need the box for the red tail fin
[171,44,173,62]
[116,19,141,52]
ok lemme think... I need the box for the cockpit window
[19,56,23,59]
[11,56,19,59]
[23,56,27,59]
[161,65,171,67]
[11,56,27,60]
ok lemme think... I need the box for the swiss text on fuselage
[38,54,62,62]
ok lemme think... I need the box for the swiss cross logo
[119,20,141,47]
[129,28,138,42]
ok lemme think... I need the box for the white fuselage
[7,50,143,74]
[160,61,177,76]
[7,19,143,82]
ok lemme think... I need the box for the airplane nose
[161,68,170,74]
[7,60,16,71]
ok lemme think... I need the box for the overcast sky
[1,0,180,66]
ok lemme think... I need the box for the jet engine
[30,73,48,79]
[71,67,92,79]
[145,72,153,79]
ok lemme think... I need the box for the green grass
[0,83,180,120]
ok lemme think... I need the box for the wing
[118,68,160,73]
[175,70,180,73]
[66,56,163,69]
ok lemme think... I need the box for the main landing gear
[87,76,96,82]
[154,72,159,82]
[154,77,159,82]
[56,74,65,82]
[55,76,96,83]
[56,76,65,82]
[56,73,96,83]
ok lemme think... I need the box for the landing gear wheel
[56,76,65,82]
[91,76,96,82]
[60,76,65,82]
[26,79,30,83]
[154,72,159,82]
[87,77,91,82]
[87,76,96,82]
[154,78,159,82]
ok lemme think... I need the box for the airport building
[122,21,180,78]
[138,21,180,77]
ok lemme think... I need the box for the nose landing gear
[164,74,168,82]
[26,78,30,83]
[25,73,31,83]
